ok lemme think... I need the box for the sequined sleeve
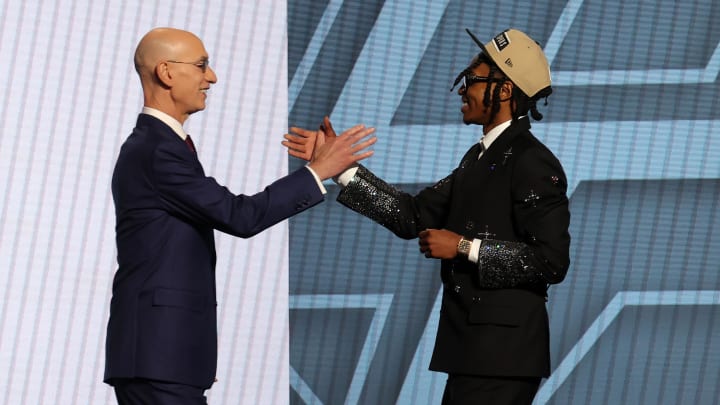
[477,142,570,288]
[475,239,543,288]
[475,142,571,288]
[336,165,422,239]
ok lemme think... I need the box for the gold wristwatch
[457,236,472,258]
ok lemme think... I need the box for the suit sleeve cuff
[335,165,359,187]
[468,238,482,263]
[305,165,327,195]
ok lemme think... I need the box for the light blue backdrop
[287,1,720,404]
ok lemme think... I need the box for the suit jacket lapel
[457,117,531,187]
[478,117,530,167]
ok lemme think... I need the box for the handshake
[282,116,376,181]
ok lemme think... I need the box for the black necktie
[185,135,196,152]
[478,141,486,159]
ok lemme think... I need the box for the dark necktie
[478,141,486,159]
[185,135,196,152]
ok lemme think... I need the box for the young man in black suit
[286,28,570,404]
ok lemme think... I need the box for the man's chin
[189,105,206,115]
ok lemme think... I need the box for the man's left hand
[283,127,319,161]
[284,116,338,161]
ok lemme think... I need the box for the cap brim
[465,28,490,55]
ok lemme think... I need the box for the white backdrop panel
[0,1,290,404]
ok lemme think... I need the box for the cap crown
[470,28,552,99]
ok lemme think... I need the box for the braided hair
[453,52,549,122]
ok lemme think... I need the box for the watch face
[458,238,472,256]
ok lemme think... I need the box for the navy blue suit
[104,114,323,389]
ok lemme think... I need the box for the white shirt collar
[478,119,512,151]
[141,107,188,140]
[478,116,527,151]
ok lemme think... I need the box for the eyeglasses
[166,59,210,73]
[451,72,504,93]
[461,74,500,89]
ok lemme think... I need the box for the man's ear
[499,80,514,102]
[155,62,173,87]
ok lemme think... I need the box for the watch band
[457,236,472,258]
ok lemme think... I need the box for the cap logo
[505,58,513,67]
[492,32,510,52]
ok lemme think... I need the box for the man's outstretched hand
[283,127,317,161]
[303,118,376,180]
[284,116,374,180]
[284,116,340,161]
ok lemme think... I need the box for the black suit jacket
[104,114,324,388]
[337,117,570,377]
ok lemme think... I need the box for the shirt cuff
[335,165,359,187]
[305,165,327,195]
[468,238,482,264]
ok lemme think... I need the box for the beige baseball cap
[466,28,552,99]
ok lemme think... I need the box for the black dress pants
[112,378,208,405]
[441,374,541,405]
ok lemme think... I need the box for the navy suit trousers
[113,378,208,405]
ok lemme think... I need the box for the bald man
[104,28,376,404]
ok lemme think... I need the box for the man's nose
[206,67,218,83]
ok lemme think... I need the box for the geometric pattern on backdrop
[288,0,720,404]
